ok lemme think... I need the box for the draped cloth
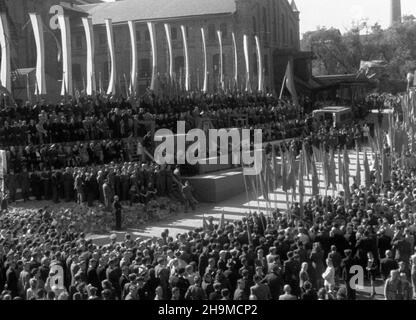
[147,22,157,91]
[255,35,263,92]
[29,13,47,95]
[181,25,190,91]
[164,23,173,80]
[217,30,224,91]
[128,21,137,96]
[232,32,238,90]
[58,15,72,96]
[201,27,208,93]
[243,34,251,92]
[82,17,96,95]
[105,19,116,95]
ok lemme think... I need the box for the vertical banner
[128,21,137,96]
[201,27,208,93]
[0,13,11,92]
[181,25,189,91]
[217,30,224,91]
[82,17,96,95]
[147,22,157,91]
[105,19,116,95]
[58,15,73,96]
[232,32,238,90]
[164,23,173,80]
[243,34,251,92]
[29,14,47,95]
[255,35,263,92]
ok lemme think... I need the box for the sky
[102,0,416,35]
[296,0,416,35]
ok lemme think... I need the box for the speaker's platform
[184,168,245,203]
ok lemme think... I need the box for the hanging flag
[281,149,288,193]
[312,145,321,163]
[337,148,343,186]
[201,27,208,93]
[311,156,320,196]
[217,30,224,91]
[272,146,281,189]
[29,13,47,95]
[128,21,137,96]
[0,13,11,92]
[301,143,311,177]
[280,60,299,106]
[287,148,297,199]
[373,151,381,185]
[164,23,173,81]
[147,22,157,91]
[355,146,361,187]
[243,34,251,92]
[58,14,73,96]
[363,150,371,188]
[247,223,253,246]
[322,148,329,191]
[105,19,116,95]
[298,150,305,218]
[329,148,337,189]
[82,17,96,95]
[231,32,238,90]
[382,151,390,183]
[181,25,190,91]
[254,35,263,92]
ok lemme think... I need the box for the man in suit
[103,179,113,211]
[380,250,399,281]
[233,278,248,300]
[263,264,283,300]
[283,251,301,297]
[279,284,297,300]
[250,275,271,300]
[19,167,31,202]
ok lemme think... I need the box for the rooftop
[78,0,237,25]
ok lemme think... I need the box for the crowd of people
[1,90,415,301]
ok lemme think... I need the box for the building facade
[72,0,304,95]
[1,0,310,99]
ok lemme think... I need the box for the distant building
[72,0,310,95]
[2,0,314,99]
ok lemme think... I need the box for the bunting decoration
[232,32,238,90]
[355,146,361,187]
[201,27,208,93]
[82,17,96,96]
[164,23,173,81]
[363,150,371,188]
[29,13,47,95]
[311,156,320,196]
[243,34,251,92]
[58,14,73,96]
[105,19,116,95]
[217,30,224,91]
[147,22,157,91]
[254,35,263,92]
[298,150,305,218]
[0,13,11,92]
[181,25,190,91]
[128,21,137,96]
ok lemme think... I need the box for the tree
[301,17,416,81]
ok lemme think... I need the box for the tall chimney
[391,0,402,26]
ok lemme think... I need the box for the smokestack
[391,0,402,26]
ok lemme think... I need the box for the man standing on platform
[103,179,113,211]
[113,195,122,231]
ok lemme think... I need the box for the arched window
[208,24,216,41]
[220,23,227,39]
[252,16,257,34]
